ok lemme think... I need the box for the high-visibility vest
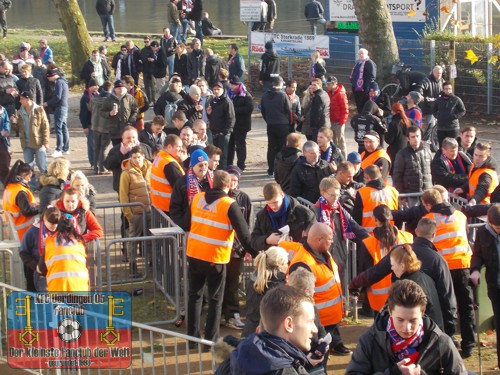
[2,183,36,241]
[279,240,305,261]
[424,211,470,269]
[361,149,392,183]
[288,245,343,326]
[468,165,499,204]
[364,230,414,312]
[358,185,399,232]
[150,150,184,212]
[186,192,235,264]
[44,234,89,292]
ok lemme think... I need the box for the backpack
[164,99,181,128]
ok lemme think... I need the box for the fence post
[430,40,436,68]
[247,23,252,81]
[354,35,359,59]
[487,42,493,115]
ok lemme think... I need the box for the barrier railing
[0,282,216,374]
[0,212,23,288]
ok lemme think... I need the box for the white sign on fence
[251,32,330,58]
[329,0,427,23]
[240,0,262,22]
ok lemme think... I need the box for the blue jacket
[229,331,309,374]
[0,105,10,148]
[19,222,51,292]
[46,76,69,108]
[304,0,324,20]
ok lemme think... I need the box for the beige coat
[18,104,50,149]
[119,158,152,221]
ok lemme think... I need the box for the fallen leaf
[452,0,458,3]
[465,49,478,65]
[440,5,450,13]
[408,9,416,17]
[488,55,498,65]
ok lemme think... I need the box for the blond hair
[47,157,70,180]
[253,247,288,294]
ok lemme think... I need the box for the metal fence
[0,282,215,374]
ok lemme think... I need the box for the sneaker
[225,318,243,330]
[233,313,245,328]
[63,150,70,155]
[51,150,62,158]
[103,37,109,42]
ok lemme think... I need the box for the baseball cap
[347,152,361,164]
[363,130,380,142]
[19,91,33,100]
[326,76,338,84]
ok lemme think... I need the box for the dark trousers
[266,124,288,174]
[0,11,6,35]
[437,128,460,148]
[143,72,155,103]
[353,90,366,113]
[187,257,226,342]
[24,265,36,292]
[213,132,230,170]
[0,141,11,186]
[488,286,500,368]
[227,129,248,169]
[451,268,476,350]
[93,131,111,173]
[222,257,243,320]
[323,323,343,366]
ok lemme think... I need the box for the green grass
[2,28,248,86]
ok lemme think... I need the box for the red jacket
[55,199,104,242]
[327,84,349,125]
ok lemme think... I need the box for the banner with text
[240,0,262,22]
[329,0,426,23]
[251,32,330,58]
[8,292,132,369]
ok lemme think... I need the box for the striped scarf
[387,316,424,365]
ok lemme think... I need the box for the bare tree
[352,0,399,85]
[52,0,93,81]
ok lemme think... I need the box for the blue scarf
[266,195,291,231]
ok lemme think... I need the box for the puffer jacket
[38,175,65,213]
[392,142,433,194]
[259,49,280,82]
[289,157,332,204]
[119,158,152,221]
[274,147,302,195]
[260,88,291,125]
[346,309,467,375]
[207,91,235,135]
[433,91,466,131]
[187,49,206,84]
[231,91,253,133]
[327,84,349,125]
[100,92,138,139]
[18,104,50,149]
[309,88,330,130]
[416,73,444,115]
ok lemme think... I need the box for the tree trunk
[352,0,399,86]
[52,0,93,83]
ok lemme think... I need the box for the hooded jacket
[345,309,467,375]
[231,90,254,133]
[229,331,309,375]
[392,142,433,194]
[208,91,235,135]
[119,158,152,221]
[433,91,466,130]
[350,101,387,152]
[259,49,281,82]
[187,49,206,84]
[274,147,302,195]
[261,88,291,126]
[45,76,68,109]
[205,55,227,87]
[289,156,332,204]
[327,83,349,125]
[309,88,330,130]
[38,174,65,214]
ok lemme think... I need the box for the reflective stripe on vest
[468,165,499,204]
[46,253,87,268]
[150,150,184,211]
[186,192,235,264]
[47,271,89,283]
[364,230,413,311]
[2,183,37,241]
[358,186,399,231]
[424,211,470,269]
[288,244,343,326]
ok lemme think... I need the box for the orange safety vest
[468,165,499,204]
[44,234,89,292]
[186,192,235,264]
[423,211,470,269]
[150,150,185,212]
[288,245,343,326]
[358,185,399,232]
[279,240,305,261]
[364,230,414,312]
[361,149,392,183]
[2,183,36,241]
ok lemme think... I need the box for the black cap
[19,91,33,100]
[88,78,100,88]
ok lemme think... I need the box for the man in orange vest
[185,170,256,346]
[289,222,351,356]
[352,164,398,232]
[453,142,499,204]
[360,130,391,182]
[150,134,185,213]
[421,188,476,358]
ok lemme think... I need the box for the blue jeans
[166,55,175,79]
[180,18,190,43]
[99,14,115,39]
[308,18,326,35]
[170,23,180,42]
[86,129,95,167]
[195,21,203,45]
[23,147,47,173]
[54,106,69,152]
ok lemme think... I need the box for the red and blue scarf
[387,316,424,365]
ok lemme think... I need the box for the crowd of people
[0,15,499,375]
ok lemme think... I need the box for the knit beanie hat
[190,149,209,167]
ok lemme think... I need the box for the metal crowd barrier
[0,282,215,374]
[0,212,24,288]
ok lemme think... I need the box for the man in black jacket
[139,38,157,105]
[259,42,280,91]
[274,132,303,195]
[227,44,245,82]
[416,65,444,132]
[433,82,466,146]
[308,78,330,141]
[261,76,291,177]
[160,27,177,80]
[251,182,316,252]
[349,217,458,339]
[289,141,334,204]
[96,0,115,42]
[206,82,235,170]
[431,137,470,191]
[335,161,364,215]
